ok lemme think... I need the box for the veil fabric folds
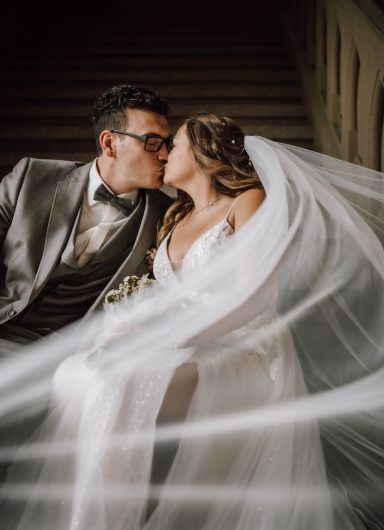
[0,136,384,530]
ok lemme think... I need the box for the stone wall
[283,0,384,171]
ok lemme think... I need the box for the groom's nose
[158,142,169,162]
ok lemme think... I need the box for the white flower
[103,274,157,311]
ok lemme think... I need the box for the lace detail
[153,217,284,385]
[189,308,285,389]
[153,218,233,282]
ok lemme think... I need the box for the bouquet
[103,274,156,311]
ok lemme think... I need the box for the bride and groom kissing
[0,82,266,490]
[0,83,264,357]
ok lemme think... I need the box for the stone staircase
[0,16,313,177]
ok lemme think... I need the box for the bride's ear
[99,130,115,157]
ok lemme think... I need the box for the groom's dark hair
[92,84,170,154]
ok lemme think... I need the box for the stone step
[0,83,301,99]
[0,100,307,118]
[1,140,95,152]
[25,37,286,48]
[0,138,314,172]
[2,55,293,68]
[3,68,297,83]
[0,115,308,125]
[0,123,312,141]
[8,44,289,57]
[28,31,284,44]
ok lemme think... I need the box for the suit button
[8,309,17,317]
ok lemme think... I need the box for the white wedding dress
[1,136,383,530]
[0,199,367,530]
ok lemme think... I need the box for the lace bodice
[152,207,283,387]
[153,218,234,282]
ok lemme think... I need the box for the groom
[0,84,173,355]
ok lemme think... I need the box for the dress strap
[224,195,242,220]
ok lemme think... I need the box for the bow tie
[93,184,135,216]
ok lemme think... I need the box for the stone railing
[282,0,384,171]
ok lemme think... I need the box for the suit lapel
[29,162,91,299]
[86,189,164,314]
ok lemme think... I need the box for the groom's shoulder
[3,157,89,190]
[2,157,90,192]
[9,156,89,178]
[22,157,88,180]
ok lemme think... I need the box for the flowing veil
[0,136,383,529]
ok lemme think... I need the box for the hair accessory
[231,139,236,144]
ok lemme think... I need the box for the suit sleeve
[0,158,30,246]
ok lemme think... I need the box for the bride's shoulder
[236,188,266,203]
[229,188,266,230]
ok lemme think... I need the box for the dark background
[1,0,284,41]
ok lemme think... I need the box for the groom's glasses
[111,130,174,152]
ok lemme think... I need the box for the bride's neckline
[165,217,233,273]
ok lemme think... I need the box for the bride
[1,113,384,530]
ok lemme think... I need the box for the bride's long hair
[157,113,264,245]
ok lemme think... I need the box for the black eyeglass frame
[110,129,173,152]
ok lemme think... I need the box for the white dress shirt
[75,160,138,267]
